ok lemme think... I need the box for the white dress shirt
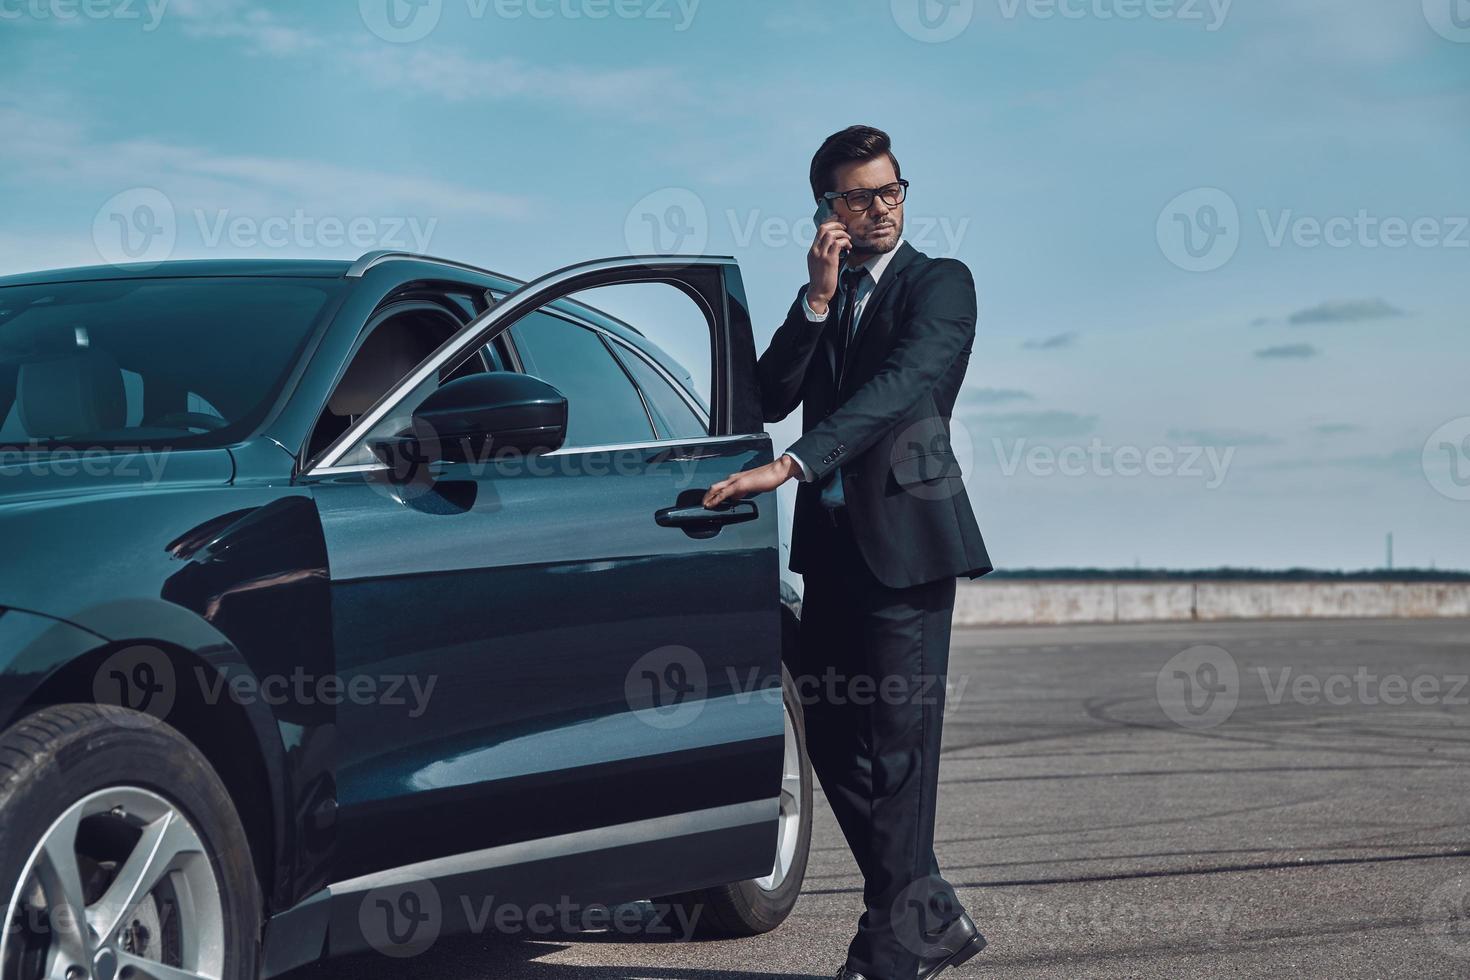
[785,239,906,483]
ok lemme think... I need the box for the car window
[570,283,713,409]
[608,339,707,441]
[0,277,340,449]
[318,305,487,465]
[509,312,654,448]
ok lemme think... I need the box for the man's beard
[849,214,903,256]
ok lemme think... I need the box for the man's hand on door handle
[703,454,801,509]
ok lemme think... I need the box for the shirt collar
[849,237,905,288]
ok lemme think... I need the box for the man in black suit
[703,126,991,979]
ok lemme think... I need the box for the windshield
[0,277,343,450]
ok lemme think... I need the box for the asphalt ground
[292,617,1470,979]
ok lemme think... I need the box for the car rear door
[300,256,783,948]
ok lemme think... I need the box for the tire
[0,704,261,980]
[657,663,814,937]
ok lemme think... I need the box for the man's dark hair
[809,125,902,202]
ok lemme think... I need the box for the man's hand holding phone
[807,199,852,317]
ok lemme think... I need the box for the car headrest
[17,348,127,439]
[328,319,437,417]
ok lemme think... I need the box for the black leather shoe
[917,911,987,979]
[835,968,869,980]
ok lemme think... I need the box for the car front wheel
[0,704,261,980]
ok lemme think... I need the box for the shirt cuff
[802,292,830,322]
[784,450,815,482]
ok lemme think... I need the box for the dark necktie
[821,265,870,510]
[834,265,868,382]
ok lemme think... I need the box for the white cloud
[158,1,694,116]
[166,0,321,56]
[336,41,694,114]
[0,103,531,223]
[1248,0,1431,67]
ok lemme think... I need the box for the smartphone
[814,198,849,262]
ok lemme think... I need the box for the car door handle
[655,500,759,534]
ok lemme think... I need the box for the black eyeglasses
[823,179,909,213]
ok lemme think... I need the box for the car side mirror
[372,372,569,467]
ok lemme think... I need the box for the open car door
[301,256,785,958]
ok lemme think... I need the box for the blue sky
[2,0,1468,569]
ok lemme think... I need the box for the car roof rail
[345,250,516,281]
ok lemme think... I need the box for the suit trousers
[789,505,965,978]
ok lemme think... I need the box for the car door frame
[304,255,763,474]
[292,255,784,961]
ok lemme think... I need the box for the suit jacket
[759,241,992,589]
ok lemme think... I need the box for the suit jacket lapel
[842,241,921,390]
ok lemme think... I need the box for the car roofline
[0,251,713,399]
[346,250,728,357]
[0,260,353,289]
[344,250,517,280]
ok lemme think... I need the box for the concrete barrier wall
[953,580,1470,626]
